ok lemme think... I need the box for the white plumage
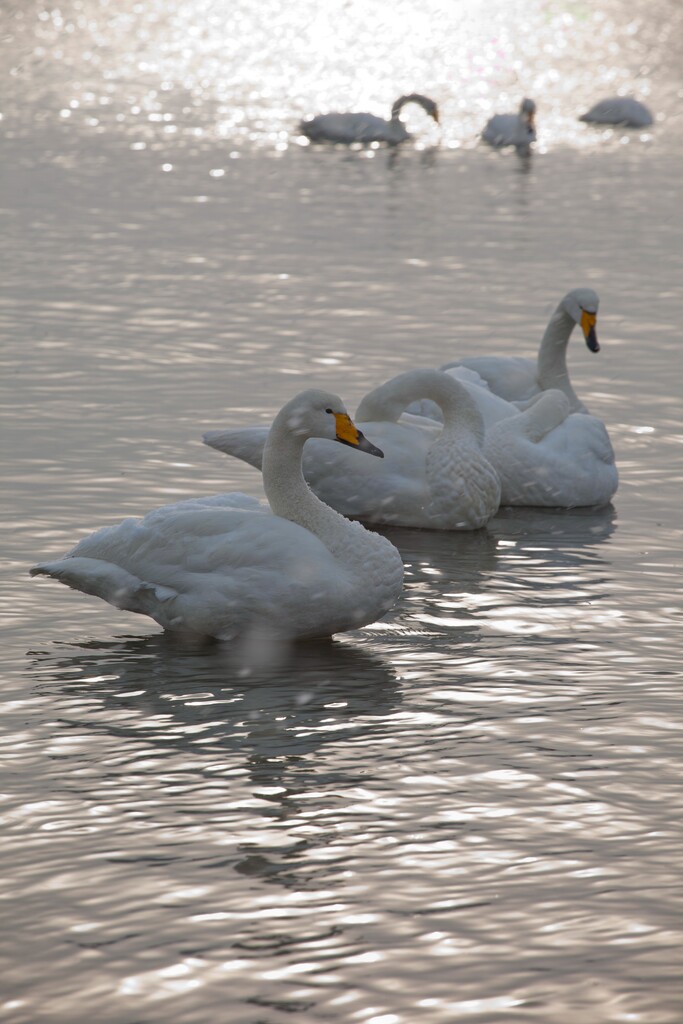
[442,288,601,413]
[31,390,404,641]
[484,391,618,508]
[406,370,618,508]
[579,97,653,128]
[204,370,501,531]
[300,93,439,145]
[482,98,537,152]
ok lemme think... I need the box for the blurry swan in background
[579,97,653,127]
[442,288,601,413]
[300,93,439,144]
[204,369,501,530]
[31,391,404,640]
[482,97,536,152]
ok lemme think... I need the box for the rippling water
[1,1,683,1021]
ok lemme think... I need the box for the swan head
[561,288,600,353]
[519,97,536,132]
[276,389,385,457]
[391,93,440,124]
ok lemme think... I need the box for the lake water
[1,1,682,1021]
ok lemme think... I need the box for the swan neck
[437,385,485,446]
[262,423,325,526]
[537,304,580,404]
[357,373,485,446]
[391,93,430,121]
[262,420,367,555]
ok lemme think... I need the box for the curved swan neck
[262,417,337,535]
[356,371,485,446]
[391,93,434,121]
[262,410,375,561]
[537,303,581,406]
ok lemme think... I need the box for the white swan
[579,97,653,128]
[31,390,404,641]
[482,98,536,151]
[442,288,600,413]
[204,370,501,531]
[405,371,618,508]
[300,93,439,145]
[484,390,618,507]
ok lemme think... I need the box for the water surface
[1,1,682,1021]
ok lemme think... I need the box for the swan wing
[31,496,357,638]
[301,112,394,143]
[580,98,653,127]
[444,356,539,404]
[203,426,269,469]
[482,113,535,148]
[486,410,617,508]
[482,112,518,146]
[301,420,434,521]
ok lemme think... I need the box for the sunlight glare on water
[4,0,682,150]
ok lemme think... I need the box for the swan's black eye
[325,407,333,414]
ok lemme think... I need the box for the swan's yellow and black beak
[581,309,599,353]
[334,413,384,458]
[432,105,440,125]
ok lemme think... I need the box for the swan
[299,93,439,145]
[204,370,501,531]
[442,288,600,413]
[579,97,653,128]
[484,390,618,507]
[30,390,404,641]
[404,372,618,508]
[482,98,536,151]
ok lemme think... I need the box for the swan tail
[30,557,178,615]
[202,427,268,470]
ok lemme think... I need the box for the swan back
[203,425,268,469]
[483,97,536,149]
[301,112,404,144]
[579,97,653,127]
[484,390,617,507]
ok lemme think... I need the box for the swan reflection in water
[380,504,617,637]
[29,633,400,768]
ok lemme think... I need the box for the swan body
[300,93,439,145]
[31,391,404,640]
[443,288,600,413]
[204,370,501,531]
[485,390,618,507]
[406,375,618,508]
[482,98,536,151]
[579,97,653,128]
